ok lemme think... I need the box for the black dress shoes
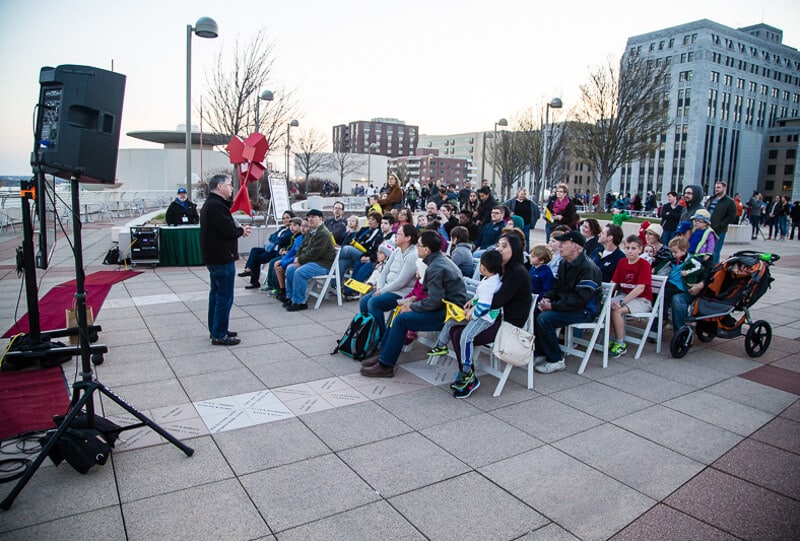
[212,336,241,346]
[245,283,260,289]
[238,271,251,277]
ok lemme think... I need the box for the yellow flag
[343,278,371,294]
[545,207,553,223]
[443,299,466,322]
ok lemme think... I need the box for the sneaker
[453,376,480,399]
[452,369,476,391]
[427,345,449,357]
[534,359,566,374]
[212,336,241,346]
[609,343,627,358]
[276,293,289,303]
[286,302,308,312]
[533,355,547,367]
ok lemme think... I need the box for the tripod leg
[97,384,194,457]
[0,388,95,511]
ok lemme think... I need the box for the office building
[618,19,800,200]
[762,117,800,201]
[418,132,486,182]
[389,149,471,188]
[332,118,418,158]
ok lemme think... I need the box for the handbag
[492,316,534,367]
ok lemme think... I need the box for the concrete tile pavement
[0,220,798,540]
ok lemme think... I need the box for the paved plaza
[0,218,798,540]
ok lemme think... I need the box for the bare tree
[200,30,300,190]
[295,128,329,193]
[570,55,671,211]
[329,150,360,187]
[487,130,528,201]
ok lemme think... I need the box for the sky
[1,0,799,175]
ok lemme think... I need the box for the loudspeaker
[33,65,126,184]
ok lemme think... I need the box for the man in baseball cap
[534,226,602,374]
[279,208,336,311]
[166,187,199,225]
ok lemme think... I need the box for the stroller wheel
[696,321,716,343]
[670,326,692,358]
[745,320,772,357]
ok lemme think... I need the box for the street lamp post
[185,16,218,201]
[367,142,378,184]
[540,97,562,204]
[480,131,493,183]
[491,118,508,194]
[285,119,299,181]
[254,89,274,133]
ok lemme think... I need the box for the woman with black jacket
[450,233,533,370]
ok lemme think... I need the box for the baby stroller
[670,250,779,358]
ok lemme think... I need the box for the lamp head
[193,17,218,38]
[497,118,508,127]
[260,90,274,101]
[549,97,563,109]
[289,119,299,127]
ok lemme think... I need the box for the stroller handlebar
[732,250,780,264]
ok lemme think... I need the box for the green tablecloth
[159,226,203,266]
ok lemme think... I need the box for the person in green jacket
[280,209,336,311]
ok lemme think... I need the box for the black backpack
[332,313,381,361]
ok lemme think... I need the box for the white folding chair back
[562,282,615,374]
[307,247,343,309]
[623,274,667,359]
[474,293,537,397]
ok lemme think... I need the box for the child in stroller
[670,250,779,358]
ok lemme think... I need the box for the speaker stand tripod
[1,178,194,511]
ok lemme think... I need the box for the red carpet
[3,270,142,338]
[0,366,70,440]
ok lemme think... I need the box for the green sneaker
[427,344,449,357]
[609,342,627,358]
[451,369,476,391]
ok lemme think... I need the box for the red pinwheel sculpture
[226,133,268,215]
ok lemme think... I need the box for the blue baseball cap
[676,221,693,234]
[177,187,187,194]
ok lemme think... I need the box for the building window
[785,164,795,175]
[737,78,745,89]
[783,182,793,192]
[765,181,775,190]
[768,149,778,159]
[710,71,719,82]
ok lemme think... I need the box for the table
[159,225,203,266]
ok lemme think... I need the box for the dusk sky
[1,0,798,175]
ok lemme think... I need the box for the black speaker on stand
[1,65,194,511]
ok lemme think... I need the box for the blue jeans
[778,215,789,237]
[712,231,726,266]
[359,290,401,337]
[244,247,277,281]
[379,308,445,367]
[265,256,282,290]
[207,263,235,339]
[661,230,676,246]
[338,245,363,281]
[533,307,594,363]
[545,222,552,243]
[671,292,693,329]
[286,262,329,304]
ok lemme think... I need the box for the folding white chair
[307,247,343,309]
[623,274,667,359]
[473,294,537,397]
[562,282,615,374]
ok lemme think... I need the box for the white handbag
[492,317,534,367]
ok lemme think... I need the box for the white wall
[116,148,232,194]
